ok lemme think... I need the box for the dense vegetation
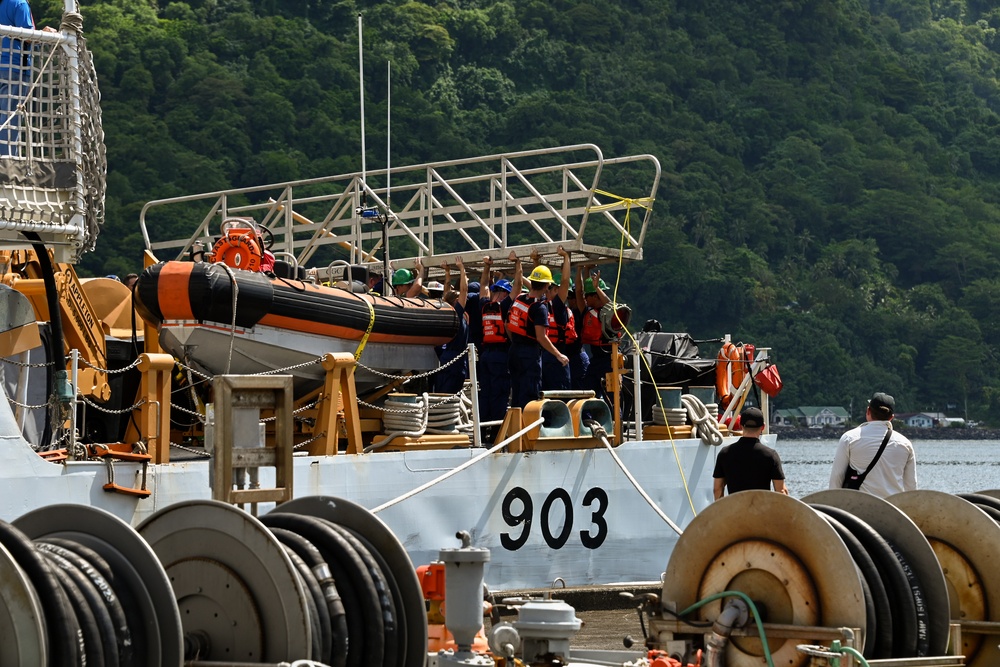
[36,0,1000,423]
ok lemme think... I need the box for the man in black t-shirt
[713,407,788,500]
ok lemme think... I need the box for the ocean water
[775,438,1000,498]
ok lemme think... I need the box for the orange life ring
[715,342,746,408]
[210,230,263,272]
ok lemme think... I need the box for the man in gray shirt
[829,392,917,497]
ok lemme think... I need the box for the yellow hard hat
[527,265,554,283]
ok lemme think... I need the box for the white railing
[139,144,660,278]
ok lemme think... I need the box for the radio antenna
[358,13,366,186]
[386,60,391,210]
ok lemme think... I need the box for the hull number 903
[500,486,609,551]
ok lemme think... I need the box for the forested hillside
[38,0,1000,423]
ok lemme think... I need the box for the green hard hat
[391,268,415,286]
[583,277,608,294]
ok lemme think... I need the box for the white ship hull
[0,407,721,589]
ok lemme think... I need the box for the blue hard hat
[491,279,512,293]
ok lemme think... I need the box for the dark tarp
[626,332,718,422]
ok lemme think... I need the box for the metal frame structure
[140,144,661,279]
[0,1,105,263]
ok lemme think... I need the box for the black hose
[48,549,105,666]
[274,526,348,667]
[22,232,66,451]
[816,512,886,658]
[958,493,1000,526]
[41,536,146,665]
[889,543,931,657]
[37,539,134,666]
[0,521,80,667]
[327,522,400,667]
[270,527,334,663]
[262,528,348,667]
[285,547,324,660]
[261,513,384,667]
[814,504,920,657]
[41,548,118,666]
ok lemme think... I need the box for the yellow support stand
[135,353,174,464]
[307,352,363,456]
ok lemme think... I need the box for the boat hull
[135,261,459,392]
[0,429,719,589]
[158,321,441,393]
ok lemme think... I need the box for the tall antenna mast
[386,60,391,210]
[358,13,366,185]
[383,60,391,291]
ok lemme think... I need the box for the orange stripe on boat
[259,312,451,345]
[156,262,196,321]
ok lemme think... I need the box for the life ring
[211,229,263,272]
[715,342,746,408]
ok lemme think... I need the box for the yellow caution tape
[354,298,376,360]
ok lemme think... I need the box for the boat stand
[210,374,295,515]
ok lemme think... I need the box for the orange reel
[210,228,264,271]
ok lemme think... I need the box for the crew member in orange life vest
[477,255,516,424]
[507,264,569,409]
[534,246,576,391]
[577,265,613,406]
[433,257,469,394]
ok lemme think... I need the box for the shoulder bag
[842,426,892,490]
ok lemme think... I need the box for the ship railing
[0,3,106,264]
[139,144,660,280]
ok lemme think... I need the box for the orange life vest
[481,301,507,344]
[581,307,607,347]
[546,305,578,345]
[506,295,536,341]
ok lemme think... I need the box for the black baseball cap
[740,407,765,428]
[869,392,895,418]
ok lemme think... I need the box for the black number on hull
[500,486,609,550]
[500,486,533,550]
[540,488,573,549]
[579,487,609,549]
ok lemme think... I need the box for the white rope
[681,393,724,447]
[214,262,240,375]
[585,420,684,536]
[366,392,430,452]
[371,417,545,514]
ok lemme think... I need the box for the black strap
[855,426,893,485]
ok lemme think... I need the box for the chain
[255,357,324,375]
[0,356,53,368]
[359,399,421,414]
[77,356,143,375]
[260,397,323,423]
[169,441,212,458]
[356,346,469,381]
[169,401,205,420]
[78,395,146,415]
[293,433,325,450]
[7,395,50,410]
[177,358,214,382]
[359,392,463,414]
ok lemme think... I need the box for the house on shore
[774,406,850,428]
[896,412,965,428]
